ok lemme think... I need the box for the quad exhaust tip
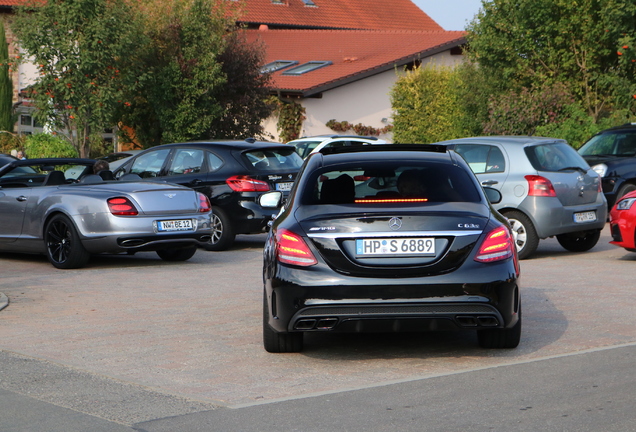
[294,318,338,330]
[455,315,499,327]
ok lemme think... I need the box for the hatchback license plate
[573,211,596,223]
[276,182,293,191]
[356,238,435,256]
[157,219,193,232]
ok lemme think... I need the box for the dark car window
[525,142,588,172]
[243,148,303,172]
[579,131,636,157]
[293,140,322,158]
[304,162,481,205]
[454,144,505,173]
[130,149,171,178]
[167,149,205,176]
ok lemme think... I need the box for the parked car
[99,150,143,171]
[0,158,212,269]
[609,190,636,252]
[263,144,521,353]
[113,139,304,250]
[0,153,17,167]
[437,136,607,259]
[578,123,636,209]
[287,135,387,159]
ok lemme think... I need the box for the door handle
[16,196,27,202]
[481,180,498,186]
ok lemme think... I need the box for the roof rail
[319,144,446,155]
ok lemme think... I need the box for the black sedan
[263,145,521,352]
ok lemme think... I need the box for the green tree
[13,0,148,157]
[466,0,636,120]
[0,20,14,133]
[23,133,78,158]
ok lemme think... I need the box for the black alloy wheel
[204,206,235,251]
[263,291,303,353]
[44,214,90,269]
[556,229,601,252]
[156,246,198,261]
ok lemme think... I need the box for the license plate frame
[276,182,293,192]
[573,211,596,223]
[355,237,435,257]
[157,219,194,232]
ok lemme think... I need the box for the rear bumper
[265,261,520,334]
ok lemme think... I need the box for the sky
[411,0,483,31]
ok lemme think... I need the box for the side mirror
[483,187,502,204]
[259,191,283,208]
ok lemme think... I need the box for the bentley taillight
[226,175,270,192]
[475,226,514,263]
[275,229,317,266]
[198,192,211,212]
[107,197,138,215]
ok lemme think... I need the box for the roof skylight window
[301,0,316,5]
[260,60,298,74]
[282,61,332,75]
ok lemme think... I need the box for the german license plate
[356,238,435,256]
[157,219,193,232]
[573,211,596,223]
[276,182,293,191]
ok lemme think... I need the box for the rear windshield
[291,140,322,159]
[525,142,589,172]
[243,148,304,172]
[578,130,636,157]
[303,162,481,205]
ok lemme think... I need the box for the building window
[260,60,298,74]
[301,0,316,5]
[282,61,332,75]
[20,115,32,126]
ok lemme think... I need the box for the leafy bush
[23,134,78,158]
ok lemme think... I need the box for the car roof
[595,123,636,133]
[288,135,381,144]
[437,136,567,146]
[151,139,290,152]
[309,144,453,165]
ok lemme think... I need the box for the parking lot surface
[0,226,634,425]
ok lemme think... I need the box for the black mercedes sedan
[263,144,521,353]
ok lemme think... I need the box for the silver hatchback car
[438,137,607,259]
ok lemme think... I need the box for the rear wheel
[556,230,601,252]
[617,183,636,201]
[263,291,303,353]
[502,210,539,260]
[203,207,235,251]
[44,214,90,269]
[156,246,197,261]
[478,305,521,349]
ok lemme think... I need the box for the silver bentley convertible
[0,158,212,269]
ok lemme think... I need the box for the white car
[287,135,387,159]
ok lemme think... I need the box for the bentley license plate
[573,211,596,223]
[356,238,435,256]
[157,219,193,232]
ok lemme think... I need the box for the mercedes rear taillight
[107,197,138,216]
[198,192,211,212]
[475,226,514,263]
[525,175,556,197]
[275,229,317,266]
[226,175,270,192]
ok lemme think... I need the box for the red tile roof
[246,29,465,96]
[233,0,442,31]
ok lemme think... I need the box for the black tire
[44,214,90,269]
[617,183,636,201]
[556,230,601,252]
[263,291,303,353]
[156,246,197,262]
[502,210,539,260]
[203,207,235,251]
[478,304,521,349]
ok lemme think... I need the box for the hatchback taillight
[226,175,270,192]
[107,197,138,215]
[275,229,317,266]
[475,226,514,263]
[525,175,556,197]
[198,192,211,212]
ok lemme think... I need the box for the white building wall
[263,50,463,143]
